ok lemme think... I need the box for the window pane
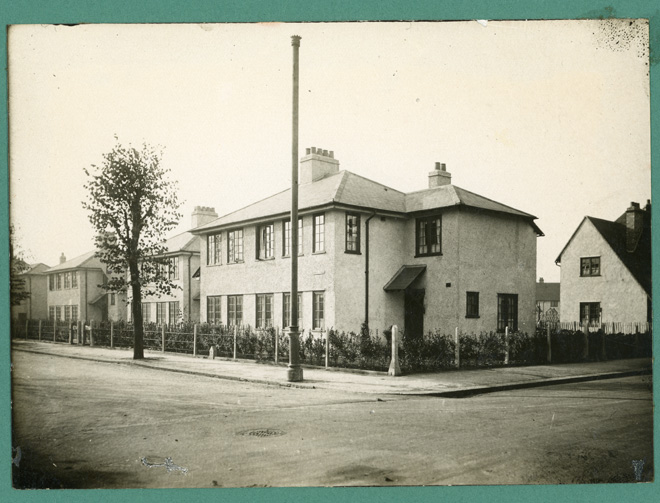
[314,214,325,252]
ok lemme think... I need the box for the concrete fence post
[325,331,329,369]
[193,324,198,357]
[233,325,238,360]
[161,324,166,353]
[110,321,114,348]
[38,320,42,341]
[275,327,279,365]
[388,325,402,376]
[90,321,94,347]
[582,323,589,360]
[69,322,73,344]
[546,325,552,363]
[454,327,460,369]
[25,319,29,340]
[504,326,510,365]
[53,318,57,342]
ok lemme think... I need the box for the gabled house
[11,263,50,323]
[536,277,560,323]
[46,251,126,323]
[191,148,543,336]
[555,201,652,325]
[128,207,217,325]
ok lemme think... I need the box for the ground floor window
[580,302,601,325]
[466,291,479,318]
[228,295,243,326]
[313,292,325,330]
[142,303,151,324]
[256,294,273,328]
[497,294,518,332]
[71,306,78,321]
[283,292,303,329]
[156,302,167,326]
[169,301,180,325]
[207,296,221,324]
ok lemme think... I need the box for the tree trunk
[130,270,144,360]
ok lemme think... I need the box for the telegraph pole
[287,35,303,382]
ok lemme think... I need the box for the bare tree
[83,140,182,359]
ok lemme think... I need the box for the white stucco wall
[559,219,648,323]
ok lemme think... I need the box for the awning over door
[88,293,106,305]
[383,265,426,291]
[192,267,200,279]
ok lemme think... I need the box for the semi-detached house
[191,148,543,337]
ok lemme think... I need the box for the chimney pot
[59,253,66,264]
[306,148,311,155]
[539,277,544,283]
[322,149,328,156]
[329,150,334,158]
[311,147,316,154]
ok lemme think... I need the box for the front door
[404,289,425,339]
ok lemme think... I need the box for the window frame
[169,301,180,325]
[580,302,601,325]
[168,257,179,280]
[283,292,303,329]
[313,291,325,330]
[313,213,325,253]
[283,217,303,257]
[71,271,77,288]
[156,302,167,326]
[228,295,243,326]
[416,214,442,257]
[227,229,244,264]
[256,293,274,328]
[497,293,518,332]
[466,291,480,318]
[142,302,151,324]
[257,223,275,260]
[580,256,601,277]
[207,233,222,265]
[345,212,361,254]
[207,296,222,325]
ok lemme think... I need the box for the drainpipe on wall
[365,212,377,327]
[187,254,192,321]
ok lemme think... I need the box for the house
[191,148,543,337]
[536,277,560,324]
[555,201,652,325]
[46,251,126,323]
[128,207,218,325]
[11,263,50,323]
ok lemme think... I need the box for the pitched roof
[536,282,560,301]
[383,265,427,291]
[556,214,652,296]
[21,263,50,275]
[47,250,102,272]
[192,169,541,234]
[163,231,199,254]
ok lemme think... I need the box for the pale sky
[8,20,651,282]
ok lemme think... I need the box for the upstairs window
[49,275,55,291]
[71,271,77,288]
[207,233,222,265]
[580,257,600,277]
[56,273,62,290]
[345,213,361,253]
[313,214,325,253]
[283,218,303,256]
[63,272,71,289]
[257,224,274,260]
[168,257,179,280]
[416,215,442,256]
[227,229,244,263]
[466,291,479,318]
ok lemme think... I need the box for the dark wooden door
[405,289,425,339]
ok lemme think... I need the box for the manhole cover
[238,428,286,438]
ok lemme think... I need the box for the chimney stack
[539,277,544,283]
[626,201,645,252]
[191,206,218,228]
[300,147,340,184]
[59,253,66,264]
[428,162,451,188]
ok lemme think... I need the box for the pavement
[11,339,653,397]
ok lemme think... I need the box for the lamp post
[287,35,303,382]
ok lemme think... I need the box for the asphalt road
[11,351,654,488]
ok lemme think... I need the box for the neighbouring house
[46,251,126,323]
[555,201,652,326]
[191,147,543,337]
[127,207,218,325]
[11,263,50,323]
[536,277,560,324]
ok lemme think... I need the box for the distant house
[536,277,560,324]
[128,207,218,325]
[191,148,543,336]
[46,252,126,323]
[555,201,652,325]
[11,263,50,323]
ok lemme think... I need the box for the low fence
[10,319,652,374]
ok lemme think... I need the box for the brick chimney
[626,201,645,252]
[191,206,218,228]
[429,162,451,188]
[59,253,66,264]
[300,147,340,184]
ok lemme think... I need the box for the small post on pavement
[90,321,94,347]
[582,323,589,360]
[504,326,510,365]
[193,324,198,357]
[25,319,29,340]
[233,325,238,360]
[275,327,279,365]
[68,321,72,344]
[325,331,329,369]
[546,324,552,363]
[454,327,460,369]
[161,324,166,353]
[53,317,57,342]
[110,321,114,348]
[388,325,402,376]
[38,320,42,341]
